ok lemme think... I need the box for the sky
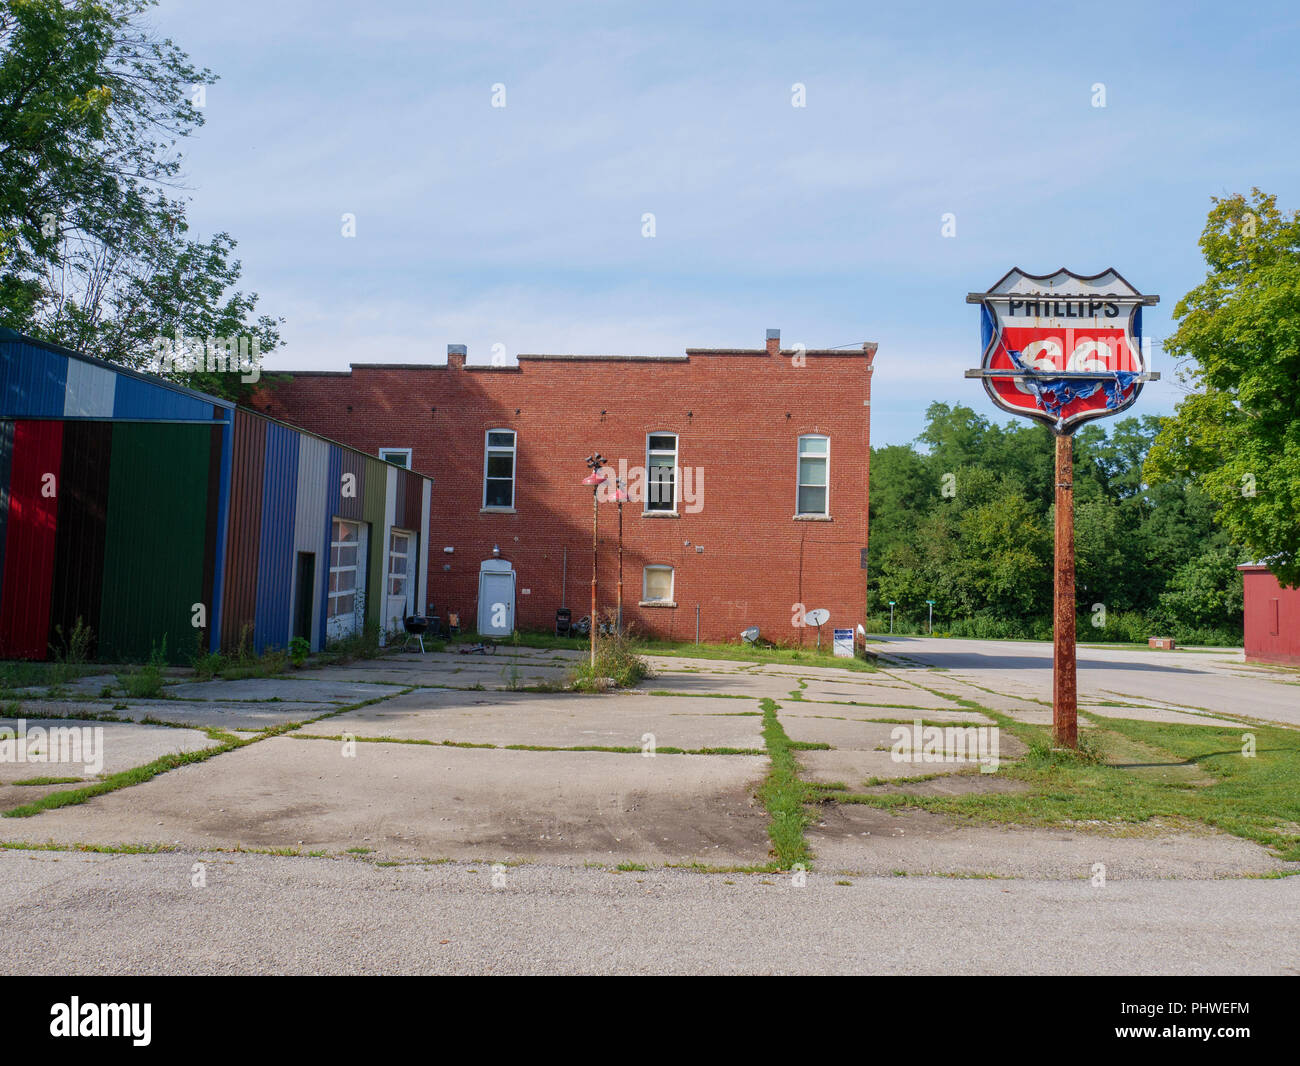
[151,0,1300,446]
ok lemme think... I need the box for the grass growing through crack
[758,697,813,869]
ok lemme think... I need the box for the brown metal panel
[339,448,365,521]
[220,410,266,651]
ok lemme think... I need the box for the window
[328,518,362,619]
[797,435,829,515]
[646,433,677,512]
[388,529,411,597]
[483,429,516,509]
[379,447,412,468]
[643,565,674,604]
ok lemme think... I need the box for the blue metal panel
[112,373,216,422]
[253,420,300,652]
[320,445,344,649]
[209,408,235,652]
[0,341,68,417]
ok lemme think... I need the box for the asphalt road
[1,851,1296,975]
[875,637,1300,727]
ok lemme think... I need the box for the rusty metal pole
[616,498,624,635]
[1053,432,1078,748]
[590,486,598,671]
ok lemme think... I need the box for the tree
[0,0,280,398]
[1146,189,1300,586]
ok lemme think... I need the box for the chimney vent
[765,328,780,356]
[447,343,467,369]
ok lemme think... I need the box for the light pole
[926,599,936,635]
[582,455,607,670]
[889,600,896,634]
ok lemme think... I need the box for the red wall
[0,421,63,658]
[253,341,874,645]
[1240,566,1300,665]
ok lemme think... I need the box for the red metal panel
[1242,567,1300,665]
[0,421,63,659]
[220,410,267,651]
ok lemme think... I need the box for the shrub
[288,637,311,666]
[119,638,167,700]
[569,616,651,691]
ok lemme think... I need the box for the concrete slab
[637,671,792,699]
[793,680,965,709]
[5,697,333,732]
[808,805,1300,879]
[1082,705,1240,727]
[0,718,218,783]
[326,690,764,750]
[164,678,398,703]
[0,737,771,865]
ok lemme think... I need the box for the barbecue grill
[403,615,430,653]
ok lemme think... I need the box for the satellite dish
[741,626,760,644]
[804,608,830,627]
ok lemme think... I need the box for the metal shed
[0,329,432,662]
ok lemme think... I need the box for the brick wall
[252,336,875,645]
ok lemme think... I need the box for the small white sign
[833,628,854,658]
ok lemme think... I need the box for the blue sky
[153,0,1300,446]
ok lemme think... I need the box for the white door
[477,560,515,636]
[327,518,363,641]
[385,529,414,635]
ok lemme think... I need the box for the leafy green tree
[1146,189,1300,586]
[1156,546,1244,632]
[0,0,280,398]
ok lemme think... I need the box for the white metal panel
[63,358,116,417]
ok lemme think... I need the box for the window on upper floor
[379,447,412,468]
[797,435,829,516]
[646,432,677,512]
[483,429,516,509]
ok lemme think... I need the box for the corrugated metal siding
[339,448,366,521]
[98,423,212,663]
[199,423,224,652]
[0,421,62,658]
[0,341,68,417]
[112,374,216,422]
[363,456,388,625]
[63,358,116,417]
[294,436,330,651]
[401,467,423,531]
[48,422,112,657]
[0,420,13,607]
[319,445,344,649]
[220,410,267,651]
[252,420,299,652]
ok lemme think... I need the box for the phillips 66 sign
[966,268,1160,434]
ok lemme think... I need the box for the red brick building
[1237,564,1300,665]
[253,330,876,645]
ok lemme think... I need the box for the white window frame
[387,528,412,600]
[796,435,830,517]
[645,432,678,513]
[482,429,517,510]
[328,518,363,619]
[379,447,412,468]
[642,565,675,605]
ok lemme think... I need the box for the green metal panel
[363,454,387,627]
[99,423,213,663]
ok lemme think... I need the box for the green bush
[569,617,651,691]
[119,638,167,699]
[288,637,311,666]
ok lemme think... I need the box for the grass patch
[10,776,83,786]
[818,705,1300,861]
